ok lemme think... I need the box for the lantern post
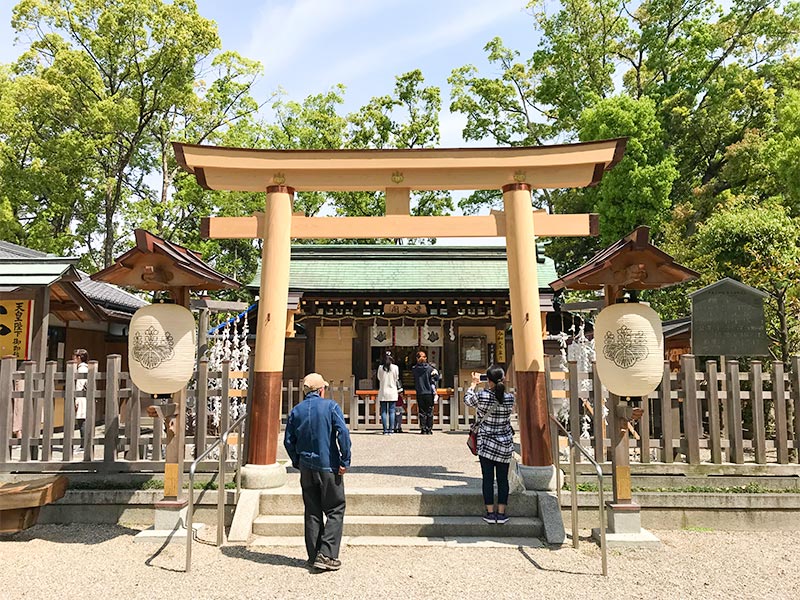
[550,227,698,547]
[92,230,240,542]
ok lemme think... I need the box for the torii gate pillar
[503,183,556,489]
[240,185,294,488]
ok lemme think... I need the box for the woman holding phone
[464,364,515,523]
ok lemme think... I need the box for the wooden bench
[0,475,68,534]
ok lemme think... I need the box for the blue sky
[0,0,540,147]
[0,0,544,245]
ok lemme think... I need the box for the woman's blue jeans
[380,401,396,433]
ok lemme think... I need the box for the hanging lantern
[129,303,196,394]
[594,302,663,397]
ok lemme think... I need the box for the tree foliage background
[1,0,799,357]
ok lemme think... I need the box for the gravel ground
[1,524,798,599]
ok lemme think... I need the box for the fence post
[21,361,35,462]
[41,361,56,461]
[773,362,788,465]
[660,361,673,463]
[221,360,231,456]
[705,361,722,464]
[750,361,766,464]
[84,360,98,461]
[591,364,604,463]
[681,355,701,465]
[104,354,121,463]
[639,391,651,464]
[63,360,76,461]
[196,359,209,456]
[544,356,558,464]
[127,385,142,461]
[0,355,15,463]
[726,360,744,464]
[568,361,581,463]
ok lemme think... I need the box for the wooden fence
[4,353,798,473]
[0,355,249,473]
[548,355,800,466]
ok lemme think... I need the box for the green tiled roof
[249,245,558,292]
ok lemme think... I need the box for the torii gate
[173,139,626,488]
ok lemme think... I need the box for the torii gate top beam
[172,139,626,192]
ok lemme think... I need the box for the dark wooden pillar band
[516,370,553,466]
[501,182,532,193]
[266,185,296,195]
[247,371,283,465]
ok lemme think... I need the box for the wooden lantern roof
[91,229,240,292]
[549,226,699,291]
[172,139,627,192]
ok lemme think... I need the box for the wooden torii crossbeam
[173,139,627,487]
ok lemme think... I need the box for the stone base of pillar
[133,498,204,544]
[519,464,559,491]
[241,462,287,489]
[590,501,660,548]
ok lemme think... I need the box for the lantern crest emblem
[603,325,649,369]
[133,325,175,370]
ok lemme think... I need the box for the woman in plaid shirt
[464,365,515,524]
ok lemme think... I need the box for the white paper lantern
[595,302,663,397]
[129,304,196,394]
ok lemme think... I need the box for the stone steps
[253,486,543,541]
[259,487,539,517]
[252,514,543,538]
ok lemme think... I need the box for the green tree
[692,202,800,363]
[9,0,221,268]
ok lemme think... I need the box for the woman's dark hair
[486,364,506,403]
[73,349,88,363]
[381,351,393,372]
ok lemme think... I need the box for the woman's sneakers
[482,511,510,524]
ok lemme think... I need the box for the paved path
[1,524,797,599]
[277,429,503,489]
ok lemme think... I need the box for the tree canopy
[2,0,799,355]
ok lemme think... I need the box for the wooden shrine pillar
[248,185,294,466]
[502,182,552,467]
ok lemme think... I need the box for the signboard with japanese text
[0,299,33,359]
[495,329,506,363]
[383,303,427,315]
[690,278,769,356]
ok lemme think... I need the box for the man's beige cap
[302,372,329,392]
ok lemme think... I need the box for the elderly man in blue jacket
[284,372,352,571]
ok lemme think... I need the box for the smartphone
[479,374,488,382]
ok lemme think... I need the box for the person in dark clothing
[411,351,439,434]
[284,372,352,571]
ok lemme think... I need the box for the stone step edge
[259,487,540,497]
[249,535,546,548]
[254,515,541,525]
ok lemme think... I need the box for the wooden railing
[0,355,248,473]
[547,355,800,466]
[5,352,796,472]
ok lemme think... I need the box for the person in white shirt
[376,352,401,435]
[73,349,89,451]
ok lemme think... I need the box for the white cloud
[244,0,383,82]
[323,2,524,86]
[244,0,528,100]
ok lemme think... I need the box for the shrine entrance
[173,139,626,487]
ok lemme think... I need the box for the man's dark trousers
[417,393,434,433]
[300,467,346,561]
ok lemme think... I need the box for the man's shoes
[495,513,510,524]
[313,553,341,571]
[482,511,496,524]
